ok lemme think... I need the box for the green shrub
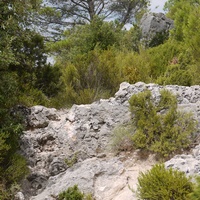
[58,185,93,200]
[0,184,11,200]
[58,185,84,200]
[5,153,29,184]
[157,64,193,86]
[188,176,200,200]
[137,164,194,200]
[129,89,197,158]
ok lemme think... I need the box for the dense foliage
[137,164,194,200]
[111,90,197,158]
[0,0,61,198]
[189,177,200,200]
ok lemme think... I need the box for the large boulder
[140,12,174,47]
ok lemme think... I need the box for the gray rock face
[20,82,200,199]
[165,144,200,177]
[27,105,59,129]
[140,12,174,46]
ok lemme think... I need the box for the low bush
[188,176,200,200]
[137,164,194,200]
[58,185,94,200]
[129,89,197,158]
[111,125,134,153]
[58,185,84,200]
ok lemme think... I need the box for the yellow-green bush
[116,50,151,84]
[58,185,94,200]
[189,176,200,200]
[137,164,193,200]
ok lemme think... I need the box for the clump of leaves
[58,185,94,200]
[129,89,197,158]
[58,185,84,200]
[137,164,194,200]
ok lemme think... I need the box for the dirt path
[94,153,157,200]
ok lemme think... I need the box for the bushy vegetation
[137,164,194,200]
[111,125,135,153]
[189,176,200,200]
[129,89,196,158]
[58,185,84,200]
[49,0,200,107]
[111,90,197,158]
[58,185,93,200]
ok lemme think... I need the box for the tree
[38,0,149,39]
[49,17,124,106]
[0,1,52,198]
[164,0,200,42]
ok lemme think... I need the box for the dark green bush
[137,164,193,200]
[129,89,197,158]
[58,185,94,200]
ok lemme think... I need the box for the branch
[95,0,105,15]
[71,0,88,10]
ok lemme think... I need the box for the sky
[150,0,167,13]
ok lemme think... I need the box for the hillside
[15,82,200,199]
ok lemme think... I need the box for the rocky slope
[18,82,200,200]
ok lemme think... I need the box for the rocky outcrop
[165,144,200,177]
[140,12,174,46]
[20,82,200,199]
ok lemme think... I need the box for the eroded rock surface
[20,82,200,199]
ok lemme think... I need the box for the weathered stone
[140,12,174,46]
[27,106,59,129]
[20,82,200,199]
[14,192,25,200]
[49,157,67,176]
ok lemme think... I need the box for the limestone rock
[165,144,200,177]
[20,82,200,199]
[27,105,59,129]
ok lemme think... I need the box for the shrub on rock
[58,185,93,200]
[129,89,197,158]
